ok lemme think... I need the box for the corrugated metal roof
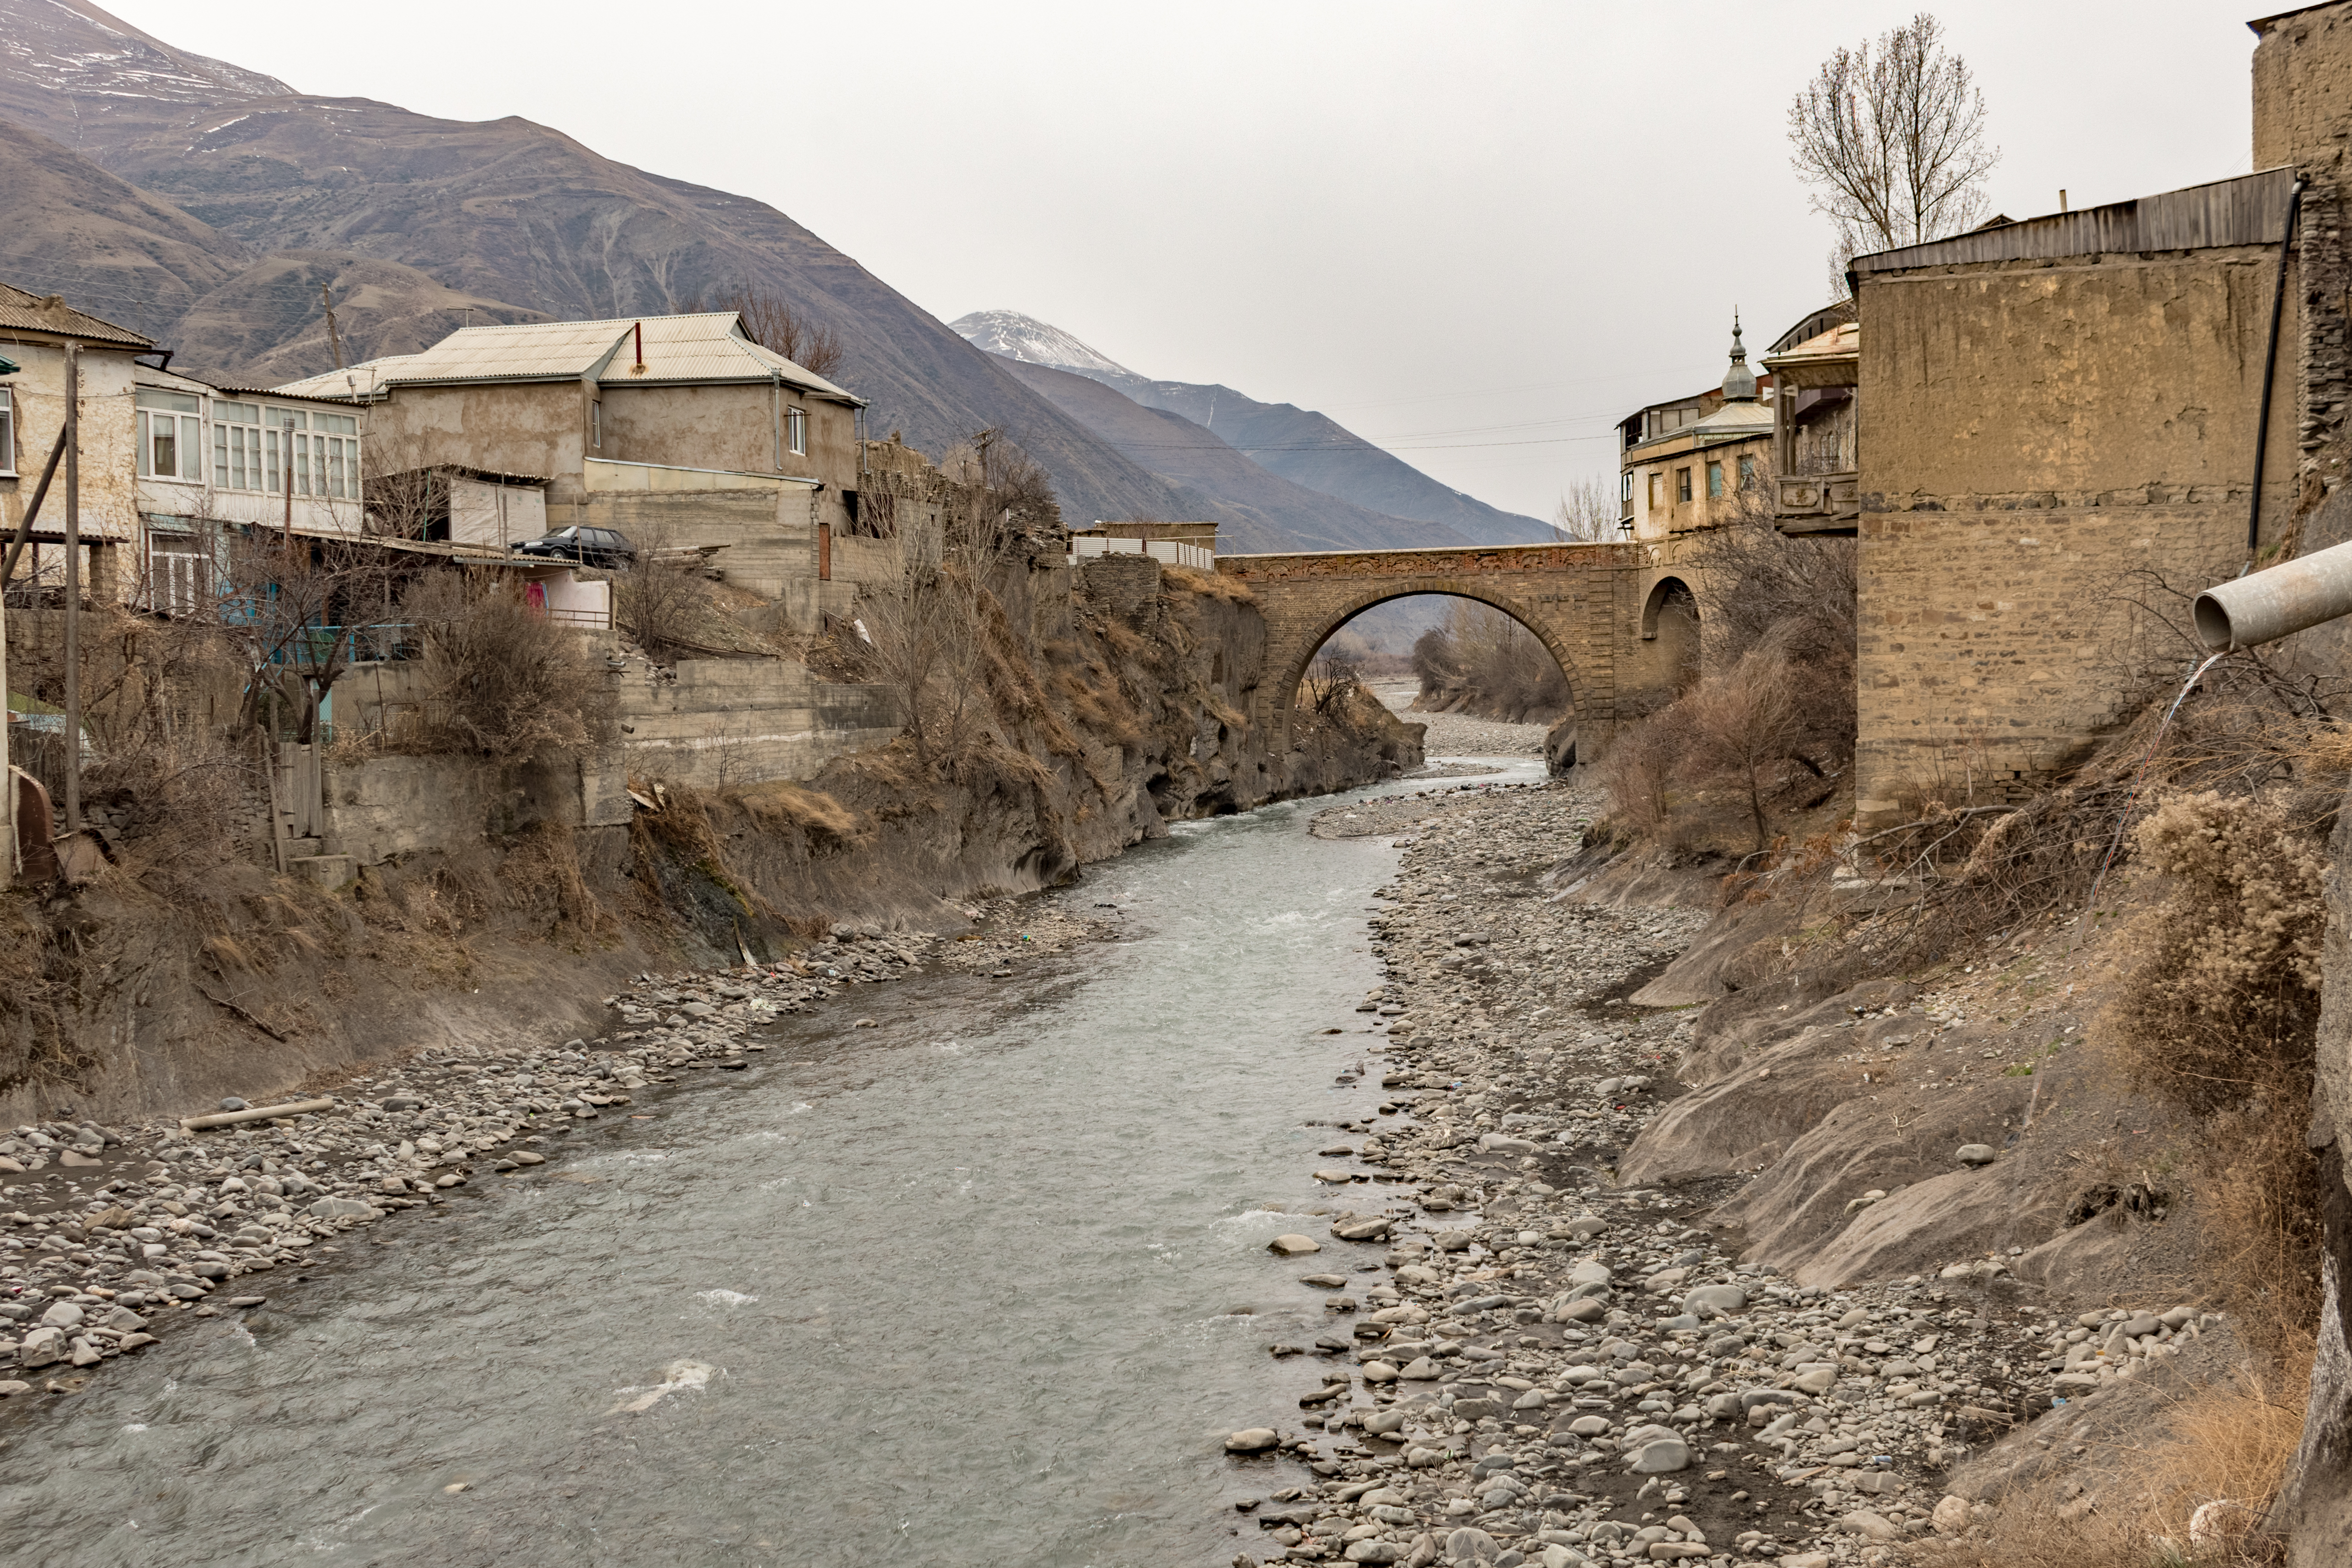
[0,280,156,350]
[272,313,856,401]
[1851,168,2297,279]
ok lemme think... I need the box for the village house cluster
[1615,2,2352,827]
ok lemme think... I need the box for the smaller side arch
[1640,575,1697,640]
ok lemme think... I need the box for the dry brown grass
[732,781,872,848]
[1917,1355,2308,1568]
[1162,563,1255,604]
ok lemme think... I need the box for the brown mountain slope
[0,0,1210,528]
[171,251,548,387]
[998,358,1474,552]
[0,114,243,342]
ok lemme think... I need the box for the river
[0,751,1544,1568]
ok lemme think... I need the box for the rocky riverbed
[1222,779,2221,1568]
[0,911,1072,1401]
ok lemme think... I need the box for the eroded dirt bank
[1221,775,2234,1568]
[0,562,1422,1132]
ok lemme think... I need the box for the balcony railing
[1775,471,1859,535]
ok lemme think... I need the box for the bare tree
[1552,475,1622,542]
[858,440,1036,769]
[1788,12,1999,288]
[1302,650,1362,713]
[215,529,415,745]
[703,286,848,382]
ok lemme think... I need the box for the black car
[518,526,635,569]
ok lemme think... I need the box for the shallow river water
[1,755,1541,1568]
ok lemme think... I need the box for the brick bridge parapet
[1216,540,1694,764]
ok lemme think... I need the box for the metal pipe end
[2192,591,2237,653]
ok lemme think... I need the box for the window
[1675,467,1692,503]
[135,389,202,482]
[0,386,13,476]
[591,400,602,449]
[1620,471,1634,504]
[144,518,210,616]
[1706,461,1724,499]
[1738,455,1757,490]
[1647,472,1662,511]
[211,403,357,497]
[787,406,806,456]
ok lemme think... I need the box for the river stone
[1840,1510,1901,1542]
[1793,1365,1840,1394]
[1956,1144,1997,1166]
[1332,1216,1392,1241]
[1224,1428,1280,1452]
[1362,1361,1400,1383]
[0,1380,29,1396]
[1313,1169,1356,1184]
[1682,1284,1746,1318]
[1345,1542,1403,1563]
[307,1198,376,1221]
[1554,1298,1606,1324]
[1477,1134,1538,1155]
[1444,1525,1501,1563]
[1269,1235,1322,1256]
[59,1150,100,1167]
[40,1303,83,1329]
[1625,1434,1690,1473]
[1567,1414,1612,1436]
[218,1098,247,1112]
[1932,1495,1972,1534]
[17,1327,64,1369]
[1400,1356,1441,1379]
[1567,1261,1612,1287]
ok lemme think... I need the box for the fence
[1067,535,1216,571]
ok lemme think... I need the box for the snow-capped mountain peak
[950,309,1133,379]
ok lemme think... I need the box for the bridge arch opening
[1289,588,1584,737]
[1635,576,1702,701]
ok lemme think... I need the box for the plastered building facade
[1836,9,2352,824]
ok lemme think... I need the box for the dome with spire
[1692,311,1773,440]
[1720,313,1759,403]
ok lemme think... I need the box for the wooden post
[61,343,80,835]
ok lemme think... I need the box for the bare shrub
[616,531,720,663]
[1676,646,1808,850]
[1597,708,1678,843]
[1411,601,1569,723]
[2096,789,2325,1369]
[1698,482,1858,770]
[403,571,611,761]
[1301,650,1361,713]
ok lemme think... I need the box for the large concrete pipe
[2195,539,2352,650]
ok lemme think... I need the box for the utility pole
[321,282,346,370]
[62,343,81,834]
[284,416,296,548]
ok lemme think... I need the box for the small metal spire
[1721,310,1758,402]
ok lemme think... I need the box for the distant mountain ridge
[950,309,1555,548]
[0,0,1211,530]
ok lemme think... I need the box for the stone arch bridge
[1214,542,1698,763]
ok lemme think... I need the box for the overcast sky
[112,0,2261,520]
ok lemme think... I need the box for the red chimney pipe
[634,322,643,366]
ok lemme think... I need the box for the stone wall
[1849,247,2294,821]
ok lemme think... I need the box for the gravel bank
[1225,781,2218,1568]
[0,906,1109,1403]
[1373,682,1551,760]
